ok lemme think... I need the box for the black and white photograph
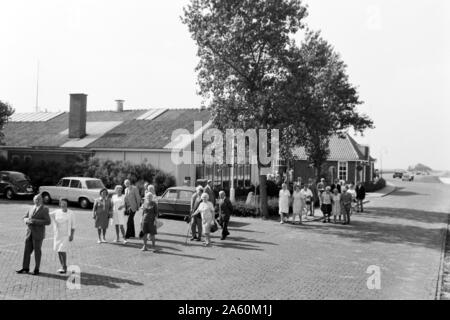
[0,0,449,307]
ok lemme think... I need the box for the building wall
[94,150,194,186]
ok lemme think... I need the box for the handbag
[156,220,163,229]
[210,221,218,233]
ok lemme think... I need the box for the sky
[0,0,449,170]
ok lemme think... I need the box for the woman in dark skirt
[141,192,159,251]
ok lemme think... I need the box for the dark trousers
[221,218,230,239]
[343,205,351,224]
[191,216,202,239]
[125,210,136,238]
[357,199,364,212]
[321,204,332,221]
[22,234,43,271]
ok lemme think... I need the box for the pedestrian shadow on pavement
[119,241,182,252]
[389,187,429,197]
[36,272,143,289]
[154,250,216,260]
[228,221,250,228]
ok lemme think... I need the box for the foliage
[279,31,374,178]
[232,198,279,217]
[0,156,176,196]
[0,100,15,145]
[408,163,432,173]
[182,0,309,218]
[256,179,280,197]
[364,178,386,193]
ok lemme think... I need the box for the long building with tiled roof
[0,94,375,188]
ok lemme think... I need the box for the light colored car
[39,177,114,209]
[402,173,414,182]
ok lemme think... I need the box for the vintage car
[402,173,415,182]
[157,186,196,217]
[0,171,35,200]
[393,171,404,179]
[39,177,114,209]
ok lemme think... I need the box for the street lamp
[379,147,388,178]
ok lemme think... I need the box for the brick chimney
[115,100,124,112]
[69,93,87,139]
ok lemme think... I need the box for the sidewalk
[366,181,397,199]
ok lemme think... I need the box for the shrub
[256,180,280,197]
[364,178,386,192]
[0,156,176,196]
[231,197,279,218]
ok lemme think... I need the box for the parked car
[156,186,196,218]
[39,177,114,209]
[0,171,35,200]
[393,171,404,179]
[402,173,414,181]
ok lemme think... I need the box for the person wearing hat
[190,185,204,241]
[204,180,216,206]
[93,188,113,243]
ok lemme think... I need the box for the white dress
[332,194,341,216]
[292,191,303,215]
[279,189,291,214]
[50,209,75,253]
[112,194,126,225]
[197,201,215,234]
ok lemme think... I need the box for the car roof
[60,177,102,181]
[166,186,196,192]
[0,171,26,175]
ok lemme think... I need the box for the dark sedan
[157,186,196,217]
[0,171,35,200]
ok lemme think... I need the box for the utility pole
[35,60,40,112]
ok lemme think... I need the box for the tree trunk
[259,168,268,219]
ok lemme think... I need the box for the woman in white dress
[292,184,303,224]
[331,188,342,223]
[193,193,218,246]
[112,185,127,244]
[50,198,75,274]
[279,183,291,224]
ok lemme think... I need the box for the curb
[435,214,449,300]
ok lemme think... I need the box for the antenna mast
[35,60,40,112]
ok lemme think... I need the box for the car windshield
[9,172,29,182]
[85,180,105,189]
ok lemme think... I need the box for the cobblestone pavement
[1,180,449,300]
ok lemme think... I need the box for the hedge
[0,156,176,196]
[364,178,386,193]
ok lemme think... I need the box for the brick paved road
[0,180,449,300]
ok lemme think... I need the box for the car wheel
[42,193,52,204]
[79,198,91,209]
[5,188,14,200]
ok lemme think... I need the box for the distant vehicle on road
[39,177,114,209]
[402,173,414,181]
[0,171,35,200]
[156,186,196,218]
[393,171,404,179]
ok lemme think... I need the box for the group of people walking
[16,179,233,275]
[189,180,233,246]
[278,178,366,226]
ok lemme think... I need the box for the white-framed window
[338,161,348,182]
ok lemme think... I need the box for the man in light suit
[16,194,51,275]
[124,179,142,239]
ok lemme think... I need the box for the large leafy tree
[0,100,14,146]
[279,31,374,179]
[182,0,308,218]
